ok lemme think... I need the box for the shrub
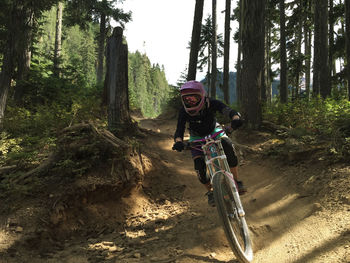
[264,97,350,159]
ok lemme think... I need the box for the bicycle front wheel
[212,172,253,263]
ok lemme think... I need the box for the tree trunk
[313,1,320,96]
[262,3,269,104]
[266,20,272,104]
[14,6,34,103]
[54,2,63,77]
[241,0,265,128]
[223,0,231,104]
[305,25,311,100]
[304,0,311,100]
[188,0,204,81]
[295,0,303,99]
[105,27,131,131]
[329,0,335,89]
[97,12,106,84]
[341,7,346,76]
[313,0,330,98]
[0,44,15,128]
[210,0,217,99]
[346,0,350,100]
[279,0,288,103]
[0,3,22,126]
[207,44,211,93]
[236,0,242,105]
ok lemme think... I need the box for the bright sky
[119,0,238,86]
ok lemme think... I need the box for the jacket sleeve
[174,107,187,140]
[210,99,239,119]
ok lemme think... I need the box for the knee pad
[194,157,210,184]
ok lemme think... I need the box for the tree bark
[345,0,350,100]
[236,0,242,105]
[210,0,218,99]
[54,2,63,77]
[262,2,271,104]
[223,0,231,104]
[188,0,204,81]
[97,12,106,84]
[207,44,211,93]
[266,19,272,104]
[295,0,303,99]
[0,3,21,126]
[105,27,131,131]
[241,0,265,128]
[14,6,34,103]
[313,0,330,98]
[329,0,335,89]
[304,0,311,100]
[305,27,312,99]
[279,0,288,103]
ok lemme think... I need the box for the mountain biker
[172,80,246,207]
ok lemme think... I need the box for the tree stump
[104,26,131,132]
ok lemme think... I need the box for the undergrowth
[0,84,103,177]
[264,97,350,160]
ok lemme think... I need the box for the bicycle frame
[193,132,246,217]
[185,129,253,262]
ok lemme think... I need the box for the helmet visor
[182,94,202,108]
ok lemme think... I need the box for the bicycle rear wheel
[212,172,253,263]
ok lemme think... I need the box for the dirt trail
[0,117,349,263]
[135,117,350,263]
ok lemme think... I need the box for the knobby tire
[212,172,253,263]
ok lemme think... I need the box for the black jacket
[174,98,238,140]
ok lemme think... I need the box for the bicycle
[183,128,253,263]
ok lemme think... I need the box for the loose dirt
[0,117,349,263]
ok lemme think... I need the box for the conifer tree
[53,2,63,77]
[0,0,57,125]
[211,0,218,98]
[279,0,288,103]
[188,0,204,81]
[64,0,131,84]
[346,0,350,100]
[313,0,330,98]
[223,0,231,104]
[241,0,265,127]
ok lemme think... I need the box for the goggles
[182,94,202,108]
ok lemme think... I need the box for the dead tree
[105,27,131,132]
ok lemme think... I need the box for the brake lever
[224,126,233,135]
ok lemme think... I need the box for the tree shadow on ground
[292,229,350,263]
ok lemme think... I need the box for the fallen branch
[0,165,17,175]
[18,152,58,183]
[261,120,289,133]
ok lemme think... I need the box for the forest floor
[0,116,349,263]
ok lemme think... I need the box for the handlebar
[172,126,233,152]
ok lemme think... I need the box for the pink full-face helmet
[180,80,207,116]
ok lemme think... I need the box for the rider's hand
[172,141,185,152]
[231,118,243,130]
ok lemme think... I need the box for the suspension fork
[204,140,246,218]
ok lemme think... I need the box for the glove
[172,141,185,152]
[231,119,243,130]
